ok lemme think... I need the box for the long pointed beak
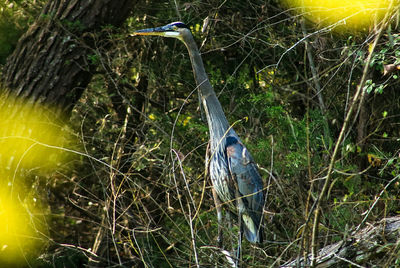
[132,25,169,37]
[131,25,181,38]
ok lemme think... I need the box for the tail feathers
[242,214,263,244]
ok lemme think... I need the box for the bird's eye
[172,25,178,30]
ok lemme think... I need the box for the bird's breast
[209,154,233,203]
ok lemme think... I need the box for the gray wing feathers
[225,137,264,243]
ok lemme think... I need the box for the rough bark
[282,216,400,267]
[1,0,136,116]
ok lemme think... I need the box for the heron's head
[132,22,190,41]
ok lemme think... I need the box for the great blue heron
[133,22,264,245]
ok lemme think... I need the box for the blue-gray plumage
[225,136,264,242]
[134,22,264,244]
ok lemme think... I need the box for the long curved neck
[182,33,232,147]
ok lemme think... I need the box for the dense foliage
[1,0,400,267]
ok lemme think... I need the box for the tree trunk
[1,0,136,116]
[0,1,137,265]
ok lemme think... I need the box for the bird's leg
[226,210,234,249]
[236,226,242,268]
[212,187,223,247]
[234,184,242,267]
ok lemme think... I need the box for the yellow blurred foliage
[0,188,47,265]
[0,94,73,264]
[284,0,394,31]
[0,100,69,172]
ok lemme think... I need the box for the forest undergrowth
[1,0,400,267]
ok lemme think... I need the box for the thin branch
[310,6,394,266]
[300,19,331,140]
